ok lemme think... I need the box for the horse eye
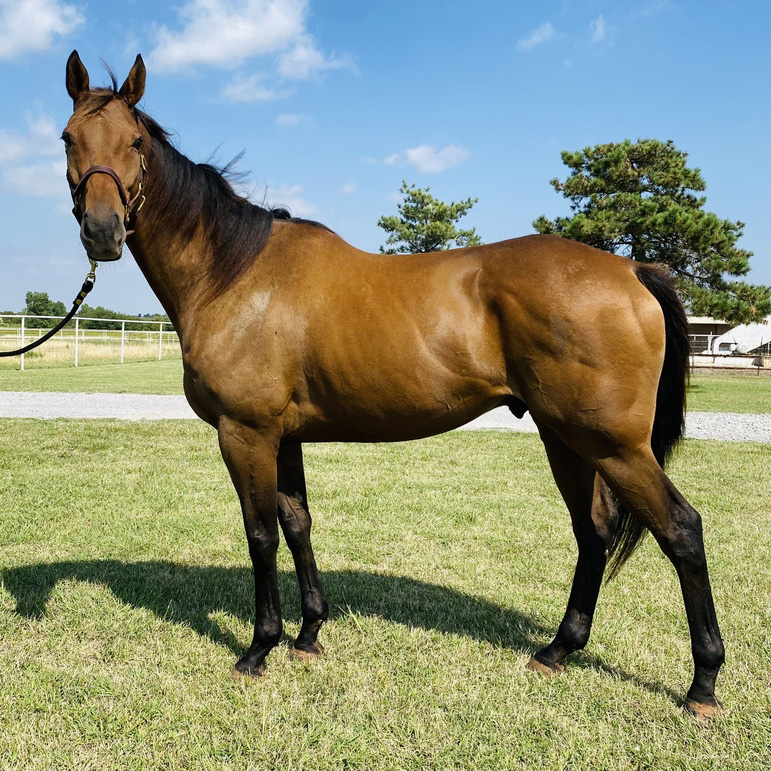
[61,131,72,148]
[132,136,144,150]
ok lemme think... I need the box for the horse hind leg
[596,446,724,718]
[277,442,329,659]
[527,423,618,676]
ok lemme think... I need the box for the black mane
[78,86,331,298]
[134,105,332,297]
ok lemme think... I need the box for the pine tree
[533,139,770,324]
[378,182,482,254]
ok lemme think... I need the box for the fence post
[20,316,25,372]
[121,321,126,364]
[158,322,163,361]
[75,317,79,367]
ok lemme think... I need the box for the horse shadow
[1,559,681,704]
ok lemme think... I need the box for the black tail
[606,263,691,579]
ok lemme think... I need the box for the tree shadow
[1,559,682,704]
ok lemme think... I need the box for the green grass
[0,421,769,768]
[0,360,770,415]
[0,359,184,394]
[687,371,771,414]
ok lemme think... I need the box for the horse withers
[60,51,724,718]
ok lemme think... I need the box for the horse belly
[295,388,510,442]
[297,324,512,442]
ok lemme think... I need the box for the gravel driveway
[1,391,769,442]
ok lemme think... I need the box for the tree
[19,291,171,331]
[377,181,482,254]
[533,139,771,324]
[23,291,55,328]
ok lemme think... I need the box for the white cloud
[0,114,67,198]
[589,14,606,43]
[0,0,83,60]
[405,144,469,173]
[339,181,356,195]
[267,183,317,218]
[277,33,350,79]
[11,159,66,197]
[0,132,27,165]
[276,113,313,127]
[150,0,305,71]
[149,0,351,85]
[516,22,556,52]
[383,153,399,166]
[222,73,289,103]
[631,1,668,19]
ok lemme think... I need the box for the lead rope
[0,259,98,357]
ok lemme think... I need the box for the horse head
[63,50,147,262]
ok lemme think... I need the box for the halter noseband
[68,154,147,234]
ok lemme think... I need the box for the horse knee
[246,530,280,557]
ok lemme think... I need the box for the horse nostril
[81,213,97,241]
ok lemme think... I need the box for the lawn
[1,359,769,414]
[686,370,771,414]
[0,421,769,768]
[0,359,184,395]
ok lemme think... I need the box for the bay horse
[60,51,724,718]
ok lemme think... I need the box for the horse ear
[66,50,90,105]
[119,54,146,108]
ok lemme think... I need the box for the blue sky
[0,0,769,315]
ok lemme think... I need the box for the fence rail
[689,334,770,356]
[0,313,180,370]
[3,315,766,372]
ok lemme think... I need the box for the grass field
[0,359,185,395]
[0,421,769,768]
[1,359,770,414]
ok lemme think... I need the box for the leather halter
[68,155,147,233]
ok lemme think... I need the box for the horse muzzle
[80,210,126,262]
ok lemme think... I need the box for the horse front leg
[218,416,283,677]
[277,442,328,659]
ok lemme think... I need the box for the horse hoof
[526,656,564,677]
[229,662,266,680]
[290,641,325,661]
[684,698,724,721]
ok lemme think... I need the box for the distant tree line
[3,290,171,331]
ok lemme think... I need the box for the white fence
[0,313,179,370]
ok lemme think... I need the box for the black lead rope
[0,260,98,358]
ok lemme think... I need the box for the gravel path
[0,391,769,442]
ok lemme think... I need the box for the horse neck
[125,143,217,332]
